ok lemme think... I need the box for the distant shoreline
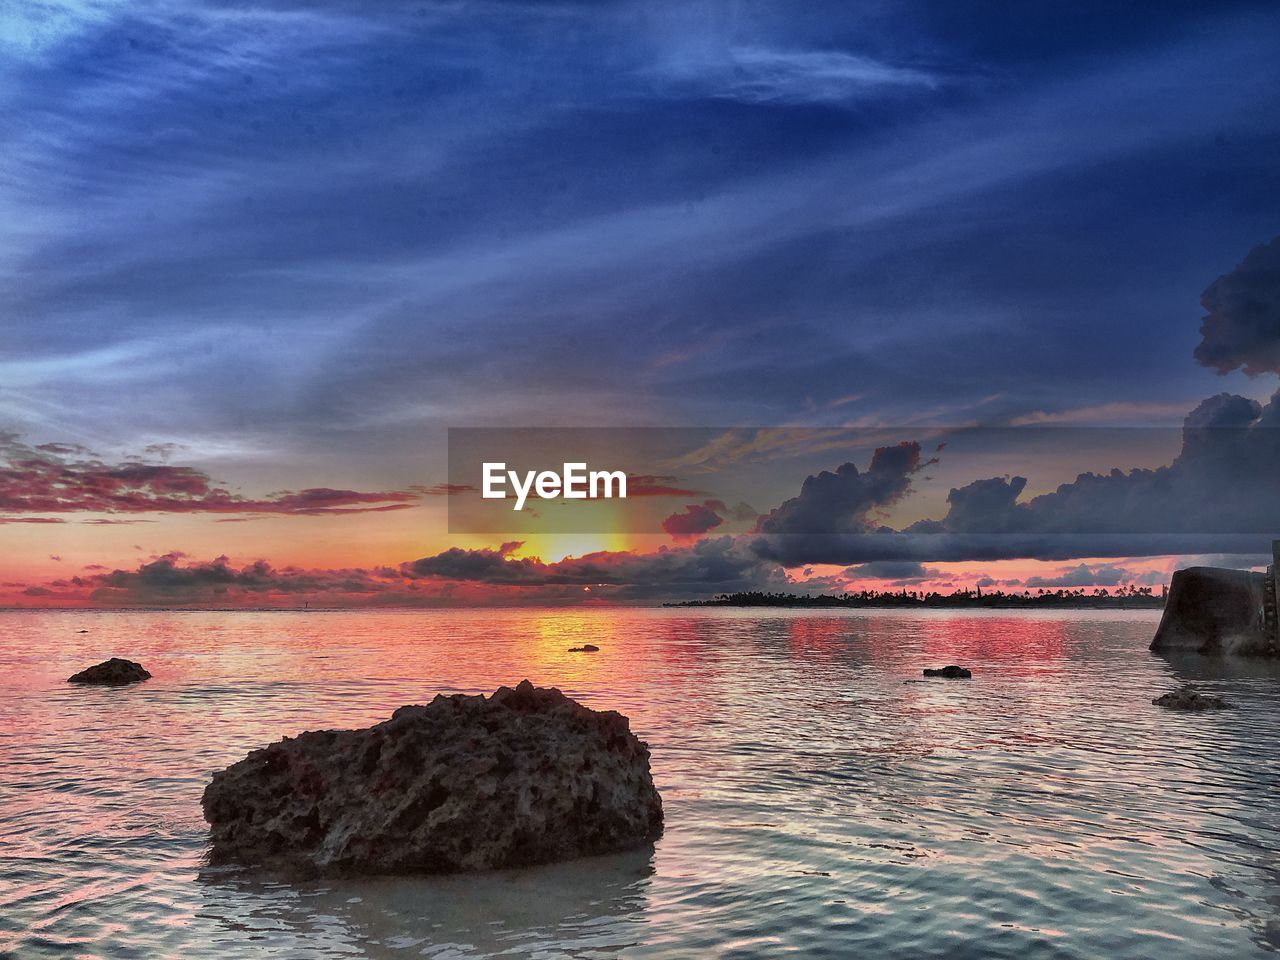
[666,590,1166,610]
[0,593,1168,613]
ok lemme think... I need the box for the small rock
[202,680,663,876]
[568,644,600,652]
[68,658,151,686]
[923,665,971,679]
[1153,684,1230,711]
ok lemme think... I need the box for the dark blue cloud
[1024,563,1162,589]
[755,442,924,535]
[1195,237,1280,376]
[752,389,1280,566]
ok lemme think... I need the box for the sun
[513,533,632,563]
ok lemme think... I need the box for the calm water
[3,607,1280,959]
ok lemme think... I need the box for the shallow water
[2,607,1279,958]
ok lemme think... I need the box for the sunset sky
[3,1,1280,605]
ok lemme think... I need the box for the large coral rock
[1151,567,1273,655]
[67,658,151,685]
[202,680,663,875]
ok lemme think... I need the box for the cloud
[411,483,476,496]
[921,391,1280,537]
[12,536,786,606]
[1023,562,1163,588]
[1194,236,1280,376]
[754,441,925,535]
[0,433,418,517]
[648,45,941,106]
[747,381,1280,568]
[625,475,703,497]
[753,388,1280,567]
[926,475,1029,534]
[45,381,1265,604]
[842,560,943,584]
[88,553,399,605]
[661,501,725,539]
[402,535,782,598]
[756,531,1276,567]
[399,541,545,585]
[1009,400,1196,426]
[663,428,904,472]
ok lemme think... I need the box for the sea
[2,607,1279,959]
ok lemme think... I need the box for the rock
[1152,684,1231,711]
[923,665,972,679]
[202,680,663,876]
[1151,566,1273,655]
[67,658,151,685]
[568,644,600,652]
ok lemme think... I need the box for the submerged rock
[568,644,600,652]
[923,665,972,679]
[67,658,151,685]
[1152,684,1231,711]
[202,680,663,876]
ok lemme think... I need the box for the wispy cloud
[1008,400,1202,426]
[0,432,420,517]
[0,0,120,58]
[648,45,942,105]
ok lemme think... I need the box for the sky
[3,0,1280,605]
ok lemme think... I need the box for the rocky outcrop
[568,644,600,652]
[202,680,663,876]
[1150,567,1273,655]
[923,665,972,679]
[1153,684,1231,711]
[67,658,151,685]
